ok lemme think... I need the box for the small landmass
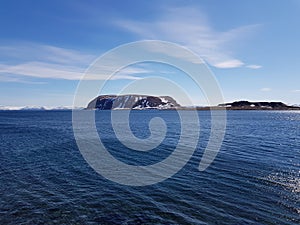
[86,96,300,111]
[216,101,300,110]
[86,94,180,110]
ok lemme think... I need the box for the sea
[0,110,299,224]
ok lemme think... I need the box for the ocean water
[0,110,299,224]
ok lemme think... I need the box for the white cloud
[116,6,261,69]
[0,43,92,81]
[214,60,244,69]
[0,62,85,80]
[0,6,262,82]
[0,61,149,81]
[260,87,271,92]
[0,43,95,65]
[0,43,150,81]
[291,89,300,93]
[0,74,46,84]
[246,64,262,69]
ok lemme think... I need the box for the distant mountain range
[0,106,83,111]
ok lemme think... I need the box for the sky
[0,0,300,107]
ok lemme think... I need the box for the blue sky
[0,0,300,107]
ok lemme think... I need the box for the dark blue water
[0,110,299,224]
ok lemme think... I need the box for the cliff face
[86,95,180,110]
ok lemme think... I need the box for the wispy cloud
[0,74,47,84]
[291,89,300,93]
[116,6,261,69]
[246,64,262,69]
[0,43,91,81]
[0,61,149,81]
[0,6,262,83]
[260,87,271,92]
[214,60,245,69]
[0,43,149,81]
[0,43,94,65]
[0,62,84,80]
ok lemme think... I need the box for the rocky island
[86,94,180,110]
[86,95,300,111]
[216,101,300,110]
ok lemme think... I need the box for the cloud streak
[0,43,94,65]
[0,6,262,82]
[116,6,261,69]
[260,87,271,92]
[246,64,262,69]
[291,89,300,93]
[0,43,149,81]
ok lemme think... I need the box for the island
[86,94,180,110]
[216,101,300,110]
[86,95,300,111]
